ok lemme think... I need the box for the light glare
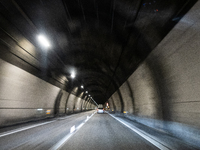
[71,72,75,78]
[37,35,50,48]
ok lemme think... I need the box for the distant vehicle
[97,104,104,113]
[97,107,104,114]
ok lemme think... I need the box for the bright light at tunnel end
[37,34,51,48]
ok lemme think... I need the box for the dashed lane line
[0,111,95,138]
[49,112,96,150]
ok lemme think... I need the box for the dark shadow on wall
[126,81,135,114]
[84,98,90,110]
[146,57,173,122]
[110,96,116,111]
[54,90,63,116]
[117,89,124,113]
[80,98,84,112]
[65,92,71,114]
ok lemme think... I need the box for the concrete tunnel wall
[109,1,200,147]
[0,58,95,127]
[81,97,87,111]
[74,97,82,113]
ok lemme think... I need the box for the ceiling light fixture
[37,34,51,48]
[71,72,75,79]
[81,85,84,89]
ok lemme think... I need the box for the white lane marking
[70,125,76,133]
[0,121,55,138]
[76,123,84,129]
[50,112,96,150]
[108,113,170,150]
[0,111,96,138]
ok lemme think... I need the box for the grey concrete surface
[108,1,200,148]
[111,92,122,112]
[0,110,95,150]
[59,90,69,114]
[0,58,59,126]
[119,81,134,114]
[66,94,77,114]
[0,58,95,126]
[74,97,83,113]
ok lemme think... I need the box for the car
[97,107,104,113]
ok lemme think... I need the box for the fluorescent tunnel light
[71,72,76,78]
[37,34,51,48]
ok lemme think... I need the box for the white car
[97,108,104,113]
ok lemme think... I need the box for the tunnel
[0,0,200,149]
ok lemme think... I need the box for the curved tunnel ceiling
[0,0,197,104]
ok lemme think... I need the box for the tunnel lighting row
[91,97,98,106]
[82,89,97,106]
[85,90,97,106]
[37,34,77,80]
[78,85,97,106]
[37,35,97,106]
[37,35,76,81]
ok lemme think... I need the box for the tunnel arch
[1,3,200,149]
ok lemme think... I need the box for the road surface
[0,111,196,150]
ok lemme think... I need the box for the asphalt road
[0,111,196,150]
[60,113,158,150]
[0,111,95,150]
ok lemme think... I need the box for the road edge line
[107,112,170,150]
[0,120,55,138]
